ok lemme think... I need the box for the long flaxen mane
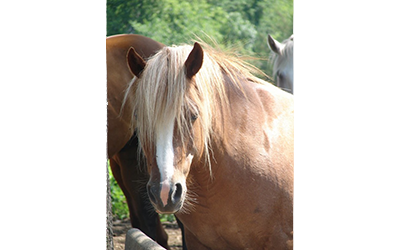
[125,41,268,171]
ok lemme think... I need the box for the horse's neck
[181,78,294,246]
[209,77,293,172]
[212,79,269,146]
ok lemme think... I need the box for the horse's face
[146,106,204,214]
[127,43,204,214]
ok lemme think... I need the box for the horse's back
[107,34,164,57]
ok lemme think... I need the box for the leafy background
[107,0,293,79]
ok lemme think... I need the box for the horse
[125,41,294,249]
[268,34,294,94]
[106,34,170,249]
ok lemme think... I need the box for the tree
[107,0,293,83]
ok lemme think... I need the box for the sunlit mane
[124,41,268,171]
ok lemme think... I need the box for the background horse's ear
[267,34,282,55]
[185,42,203,79]
[127,47,146,77]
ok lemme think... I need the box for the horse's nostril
[173,183,183,203]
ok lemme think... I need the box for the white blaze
[156,116,175,206]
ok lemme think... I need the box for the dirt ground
[112,218,183,250]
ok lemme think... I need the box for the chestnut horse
[106,34,170,249]
[126,42,294,249]
[268,34,294,94]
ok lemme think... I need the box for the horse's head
[126,43,207,214]
[268,34,294,94]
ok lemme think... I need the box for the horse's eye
[191,113,198,122]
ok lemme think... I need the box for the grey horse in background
[268,34,294,94]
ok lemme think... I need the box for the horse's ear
[185,42,203,79]
[127,47,146,77]
[268,34,281,55]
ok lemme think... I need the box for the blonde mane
[124,41,268,170]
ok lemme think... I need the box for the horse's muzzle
[147,180,185,214]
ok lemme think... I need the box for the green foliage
[107,0,292,79]
[108,164,130,220]
[128,0,228,46]
[160,214,176,223]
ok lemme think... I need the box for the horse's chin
[153,201,184,215]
